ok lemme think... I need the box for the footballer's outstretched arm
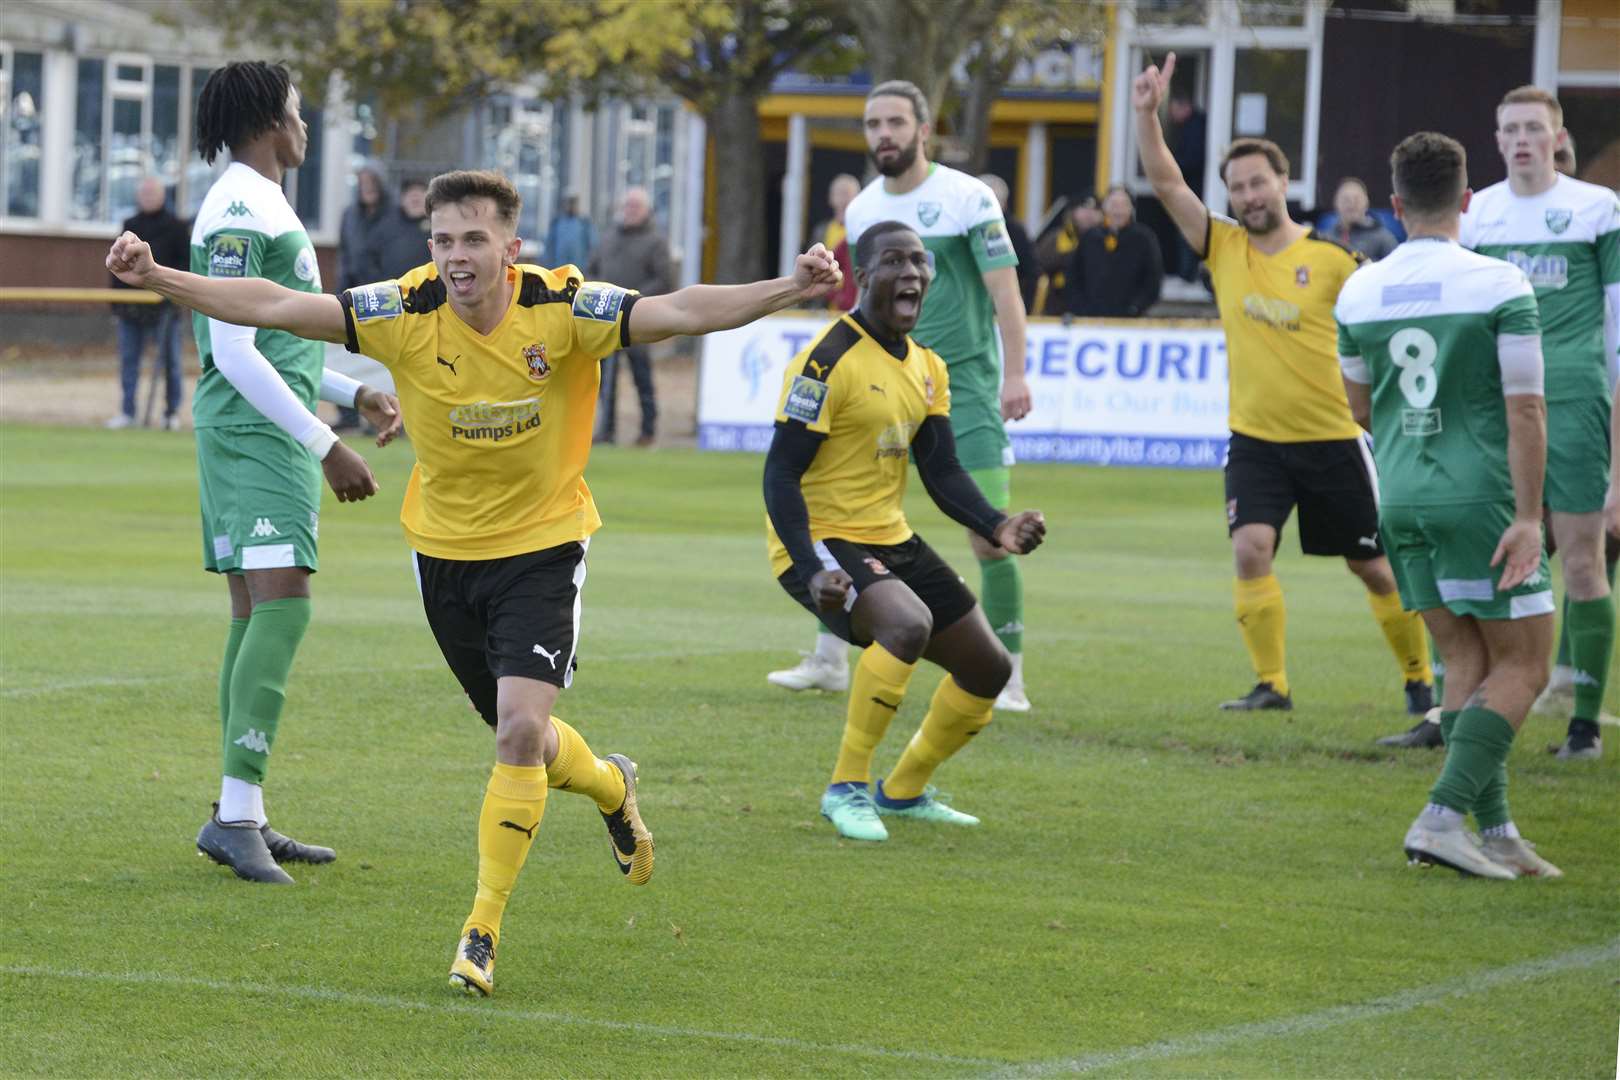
[107,231,347,344]
[1132,52,1209,256]
[626,245,843,344]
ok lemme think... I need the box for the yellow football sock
[883,675,994,800]
[1367,587,1432,684]
[463,762,547,944]
[830,642,916,785]
[1234,575,1288,696]
[547,716,627,813]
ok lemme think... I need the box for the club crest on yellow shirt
[1294,265,1310,287]
[923,375,935,405]
[524,343,551,380]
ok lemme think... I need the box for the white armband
[1496,333,1544,396]
[1338,353,1371,384]
[210,317,339,459]
[320,367,363,408]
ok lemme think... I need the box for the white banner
[699,315,1232,468]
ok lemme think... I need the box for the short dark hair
[400,177,427,194]
[194,62,294,165]
[1220,138,1289,183]
[426,170,522,230]
[1390,131,1467,217]
[866,80,931,129]
[1497,85,1562,130]
[854,220,919,271]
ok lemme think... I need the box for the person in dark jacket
[335,162,393,429]
[589,186,671,446]
[1066,186,1164,318]
[372,177,431,279]
[107,176,190,429]
[1327,177,1397,261]
[338,163,392,291]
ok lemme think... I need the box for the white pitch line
[0,964,1001,1070]
[990,937,1620,1078]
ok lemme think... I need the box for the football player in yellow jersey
[764,222,1047,841]
[1135,53,1433,718]
[107,169,843,997]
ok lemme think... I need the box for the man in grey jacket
[589,187,670,446]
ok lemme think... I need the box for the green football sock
[1438,709,1459,745]
[978,556,1023,655]
[1473,759,1511,830]
[218,616,251,758]
[223,597,311,785]
[1565,594,1615,722]
[1428,707,1514,815]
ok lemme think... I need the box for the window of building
[1,47,46,218]
[484,94,564,255]
[1136,0,1209,27]
[1230,48,1308,171]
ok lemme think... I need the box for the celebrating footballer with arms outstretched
[109,169,842,997]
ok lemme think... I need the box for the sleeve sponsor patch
[782,375,829,423]
[980,220,1013,262]
[573,281,630,322]
[207,235,252,278]
[349,281,403,322]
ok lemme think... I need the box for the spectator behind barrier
[546,190,596,270]
[1066,186,1164,318]
[1320,177,1397,261]
[589,187,670,447]
[1034,194,1100,316]
[107,175,190,430]
[980,172,1038,313]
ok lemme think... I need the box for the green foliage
[2,425,1616,1076]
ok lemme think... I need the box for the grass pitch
[1,423,1615,1077]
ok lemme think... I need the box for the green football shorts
[967,466,1011,512]
[1545,394,1611,514]
[1381,501,1553,621]
[196,424,321,574]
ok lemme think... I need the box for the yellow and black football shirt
[1204,213,1364,443]
[765,315,952,576]
[341,261,636,560]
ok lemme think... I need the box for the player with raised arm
[109,169,842,994]
[1134,53,1434,718]
[767,80,1037,713]
[1338,131,1559,879]
[1446,87,1616,761]
[185,62,402,884]
[764,221,1045,841]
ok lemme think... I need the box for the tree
[953,2,1110,176]
[195,0,855,282]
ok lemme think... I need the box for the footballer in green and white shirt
[178,62,396,882]
[1459,86,1619,758]
[1340,130,1563,881]
[766,79,1036,711]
